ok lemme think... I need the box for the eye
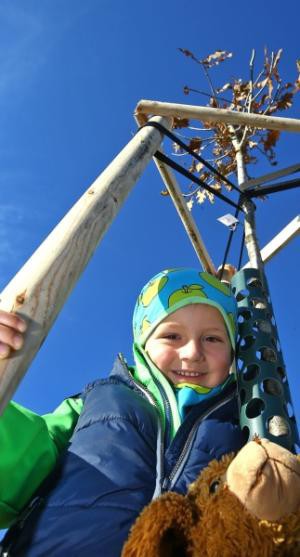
[209,480,221,494]
[163,333,180,340]
[204,336,222,343]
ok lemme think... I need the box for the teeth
[175,371,205,377]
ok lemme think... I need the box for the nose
[180,338,204,361]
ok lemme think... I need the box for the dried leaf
[259,93,268,106]
[189,137,202,151]
[210,182,222,191]
[276,92,293,110]
[249,140,258,149]
[188,160,197,173]
[196,162,204,172]
[209,97,218,107]
[272,49,283,83]
[173,142,183,154]
[263,130,280,153]
[160,189,170,196]
[199,171,210,182]
[202,50,233,68]
[196,190,206,204]
[179,48,194,58]
[216,82,232,94]
[273,48,283,65]
[173,117,190,129]
[186,198,194,211]
[264,47,271,73]
[267,77,274,98]
[206,191,215,204]
[256,77,268,89]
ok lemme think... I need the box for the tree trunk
[230,127,264,277]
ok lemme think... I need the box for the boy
[0,268,246,556]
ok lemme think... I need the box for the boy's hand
[0,310,27,359]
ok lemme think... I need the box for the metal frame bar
[247,178,300,198]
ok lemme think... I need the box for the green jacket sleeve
[0,397,83,529]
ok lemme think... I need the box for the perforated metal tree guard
[231,268,299,451]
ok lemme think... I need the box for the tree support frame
[0,100,299,451]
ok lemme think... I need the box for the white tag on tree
[217,213,239,230]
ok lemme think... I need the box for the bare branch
[177,47,298,207]
[182,186,202,197]
[262,82,281,115]
[239,126,250,148]
[188,125,214,131]
[201,138,218,149]
[270,51,275,74]
[247,48,255,112]
[199,63,218,104]
[239,50,256,148]
[204,149,233,163]
[249,49,255,83]
[252,68,266,90]
[184,86,233,105]
[173,130,218,143]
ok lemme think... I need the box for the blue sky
[0,1,299,436]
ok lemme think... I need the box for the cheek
[214,350,232,375]
[146,344,175,372]
[206,344,231,366]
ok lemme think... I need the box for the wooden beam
[0,115,172,414]
[135,99,300,133]
[133,113,216,274]
[241,163,300,190]
[243,216,300,267]
[153,148,216,274]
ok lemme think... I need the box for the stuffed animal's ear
[122,492,195,557]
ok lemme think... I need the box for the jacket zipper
[149,371,173,447]
[121,352,173,446]
[119,354,165,498]
[162,391,236,492]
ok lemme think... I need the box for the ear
[122,492,196,557]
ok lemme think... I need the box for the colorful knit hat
[133,268,237,350]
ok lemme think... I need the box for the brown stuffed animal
[122,438,300,557]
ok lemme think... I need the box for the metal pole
[0,115,172,414]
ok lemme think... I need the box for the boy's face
[145,304,232,388]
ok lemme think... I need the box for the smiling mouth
[172,370,208,378]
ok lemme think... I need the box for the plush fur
[122,438,300,557]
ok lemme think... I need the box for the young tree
[171,49,300,442]
[171,48,300,272]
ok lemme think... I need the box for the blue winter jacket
[2,357,246,557]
